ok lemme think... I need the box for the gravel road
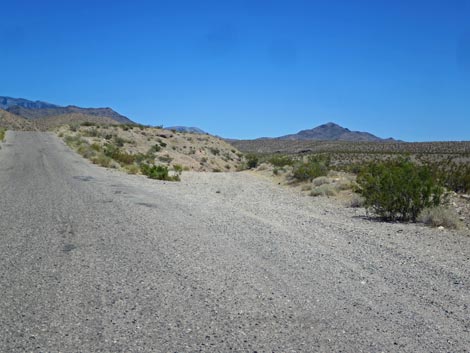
[0,131,469,352]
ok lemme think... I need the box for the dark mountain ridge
[0,96,134,124]
[277,122,395,142]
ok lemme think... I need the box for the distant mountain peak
[0,96,134,124]
[278,122,394,142]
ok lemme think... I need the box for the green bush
[81,121,97,127]
[357,158,444,221]
[0,128,6,141]
[140,164,179,181]
[173,164,183,175]
[268,154,293,167]
[245,154,259,169]
[113,136,127,147]
[292,158,328,182]
[436,163,470,193]
[210,147,220,155]
[148,144,161,153]
[103,144,136,165]
[91,155,112,167]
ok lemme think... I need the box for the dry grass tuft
[418,206,463,229]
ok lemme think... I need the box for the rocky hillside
[0,109,33,130]
[56,123,243,173]
[0,96,134,124]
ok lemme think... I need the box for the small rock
[438,226,445,231]
[460,194,470,200]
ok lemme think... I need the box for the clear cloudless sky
[2,0,470,141]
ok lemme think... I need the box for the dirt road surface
[0,131,468,352]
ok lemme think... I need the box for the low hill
[0,96,134,124]
[277,122,394,142]
[56,124,243,172]
[0,109,34,130]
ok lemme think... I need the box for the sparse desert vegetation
[57,123,243,180]
[236,141,470,230]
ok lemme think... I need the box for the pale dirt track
[0,131,469,352]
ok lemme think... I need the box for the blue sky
[2,0,469,141]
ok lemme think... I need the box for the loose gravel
[0,131,469,352]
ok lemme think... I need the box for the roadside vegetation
[241,149,469,230]
[0,128,6,142]
[356,158,444,222]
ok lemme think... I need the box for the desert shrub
[436,163,470,193]
[418,206,462,229]
[292,158,328,182]
[357,158,444,221]
[210,147,220,155]
[245,154,259,169]
[77,144,95,158]
[173,164,183,175]
[348,194,365,208]
[313,176,330,186]
[81,121,97,127]
[113,136,127,147]
[91,143,101,151]
[134,152,155,164]
[124,164,140,174]
[91,155,112,168]
[268,155,293,167]
[82,128,100,137]
[158,155,173,163]
[335,180,353,191]
[64,135,87,147]
[148,144,161,153]
[0,128,6,141]
[103,144,135,165]
[311,184,337,197]
[119,124,138,131]
[140,164,179,181]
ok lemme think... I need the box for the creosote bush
[0,128,6,141]
[269,155,293,167]
[140,163,180,181]
[357,158,444,221]
[245,153,259,169]
[292,156,329,182]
